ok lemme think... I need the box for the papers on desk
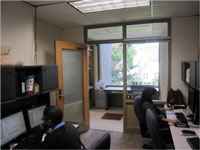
[167,113,177,120]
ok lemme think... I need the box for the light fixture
[69,0,151,13]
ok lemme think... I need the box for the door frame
[55,40,89,125]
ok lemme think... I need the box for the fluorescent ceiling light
[69,0,150,13]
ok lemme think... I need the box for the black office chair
[88,132,111,149]
[133,95,154,149]
[133,95,151,138]
[145,108,166,149]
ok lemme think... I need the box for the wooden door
[55,41,89,126]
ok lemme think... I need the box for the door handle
[59,89,64,99]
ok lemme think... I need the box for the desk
[103,86,132,109]
[166,108,200,149]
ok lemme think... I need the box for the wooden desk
[166,108,200,149]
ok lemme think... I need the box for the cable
[34,7,37,65]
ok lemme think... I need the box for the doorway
[89,43,124,132]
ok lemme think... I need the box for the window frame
[84,18,171,97]
[84,18,171,44]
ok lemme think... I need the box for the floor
[90,108,123,132]
[80,129,151,149]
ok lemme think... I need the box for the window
[87,26,122,41]
[126,22,168,39]
[99,43,123,85]
[85,19,170,100]
[126,43,159,87]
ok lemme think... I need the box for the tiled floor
[90,107,123,132]
[80,129,151,149]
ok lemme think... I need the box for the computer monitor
[188,87,199,113]
[188,87,199,124]
[1,111,26,146]
[188,87,195,113]
[28,105,46,129]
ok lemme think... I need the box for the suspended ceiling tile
[152,1,199,18]
[40,14,94,28]
[85,6,152,25]
[24,0,76,6]
[37,3,80,19]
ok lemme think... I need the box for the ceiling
[24,0,199,28]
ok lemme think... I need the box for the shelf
[1,65,58,105]
[1,92,43,104]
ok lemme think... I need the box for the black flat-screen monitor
[28,105,46,129]
[1,111,27,146]
[188,87,199,124]
[188,87,196,113]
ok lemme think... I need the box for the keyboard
[175,112,189,128]
[187,137,200,149]
[175,112,188,123]
[14,135,34,149]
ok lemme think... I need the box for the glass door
[55,41,89,125]
[62,50,83,122]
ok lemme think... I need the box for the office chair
[133,95,154,149]
[146,108,166,149]
[133,95,151,138]
[134,95,173,149]
[88,132,111,149]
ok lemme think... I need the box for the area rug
[101,113,123,120]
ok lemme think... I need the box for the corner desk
[165,107,199,149]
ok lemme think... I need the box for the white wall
[37,19,62,65]
[1,1,35,65]
[61,27,84,43]
[171,16,199,104]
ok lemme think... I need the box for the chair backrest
[146,108,165,149]
[88,132,111,149]
[133,95,149,138]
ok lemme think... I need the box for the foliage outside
[111,43,158,86]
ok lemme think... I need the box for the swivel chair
[133,95,151,138]
[146,108,166,149]
[134,96,174,149]
[133,95,153,149]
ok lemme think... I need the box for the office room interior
[1,0,199,149]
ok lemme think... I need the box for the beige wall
[1,1,63,65]
[1,1,35,65]
[1,1,63,105]
[171,16,199,104]
[61,27,84,43]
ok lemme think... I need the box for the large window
[126,43,159,87]
[100,43,123,85]
[85,19,170,100]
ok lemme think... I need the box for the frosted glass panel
[62,50,83,122]
[127,22,168,39]
[88,26,122,41]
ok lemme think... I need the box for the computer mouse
[182,130,196,135]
